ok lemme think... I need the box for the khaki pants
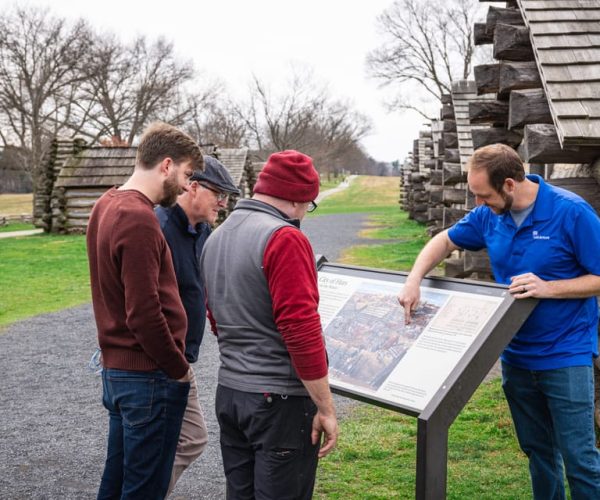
[167,372,208,496]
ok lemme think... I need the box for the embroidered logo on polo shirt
[532,230,550,240]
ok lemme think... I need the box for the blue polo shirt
[155,204,211,363]
[448,175,600,370]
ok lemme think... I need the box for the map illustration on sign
[325,281,447,391]
[318,271,505,412]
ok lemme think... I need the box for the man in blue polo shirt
[399,143,600,499]
[155,155,240,495]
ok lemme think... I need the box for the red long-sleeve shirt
[263,226,328,380]
[87,188,189,379]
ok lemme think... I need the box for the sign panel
[318,265,510,414]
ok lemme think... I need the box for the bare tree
[184,84,247,149]
[241,73,321,152]
[74,35,199,144]
[237,70,371,172]
[367,0,482,119]
[0,6,92,174]
[307,100,371,177]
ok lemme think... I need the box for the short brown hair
[136,122,203,171]
[467,144,525,192]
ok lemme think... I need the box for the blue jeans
[97,369,190,500]
[502,363,600,500]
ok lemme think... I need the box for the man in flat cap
[200,150,338,499]
[155,155,240,495]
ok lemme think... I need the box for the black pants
[215,385,320,500]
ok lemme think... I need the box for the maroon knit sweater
[86,188,189,379]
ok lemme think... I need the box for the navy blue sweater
[155,204,211,363]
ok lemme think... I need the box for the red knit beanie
[253,150,319,202]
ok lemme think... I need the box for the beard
[497,191,514,214]
[158,173,183,207]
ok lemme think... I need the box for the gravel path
[0,212,376,500]
[0,229,43,239]
[301,212,372,262]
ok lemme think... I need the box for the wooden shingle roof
[451,80,494,171]
[517,0,600,146]
[55,147,136,188]
[217,148,249,187]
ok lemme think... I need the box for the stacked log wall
[475,1,600,166]
[34,138,87,232]
[441,81,498,280]
[425,118,446,235]
[411,131,434,224]
[466,0,600,277]
[398,155,413,212]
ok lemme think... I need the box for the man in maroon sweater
[86,122,203,500]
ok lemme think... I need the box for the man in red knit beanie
[201,149,338,500]
[87,122,203,500]
[252,149,320,201]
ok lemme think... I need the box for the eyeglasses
[307,200,318,213]
[199,183,229,202]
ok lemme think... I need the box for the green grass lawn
[0,234,90,327]
[315,176,401,215]
[320,178,344,191]
[339,209,429,271]
[315,379,530,499]
[0,222,35,232]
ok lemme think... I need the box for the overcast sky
[12,0,430,162]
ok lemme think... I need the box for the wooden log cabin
[459,0,600,279]
[404,1,600,281]
[36,144,254,234]
[473,1,600,160]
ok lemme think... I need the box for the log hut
[50,147,135,234]
[39,143,253,234]
[215,147,253,199]
[461,0,600,278]
[402,1,600,280]
[405,140,420,216]
[474,0,600,167]
[399,155,413,211]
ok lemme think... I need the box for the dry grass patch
[0,193,33,215]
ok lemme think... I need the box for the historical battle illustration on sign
[325,281,447,391]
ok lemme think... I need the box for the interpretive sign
[320,271,506,413]
[317,261,538,499]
